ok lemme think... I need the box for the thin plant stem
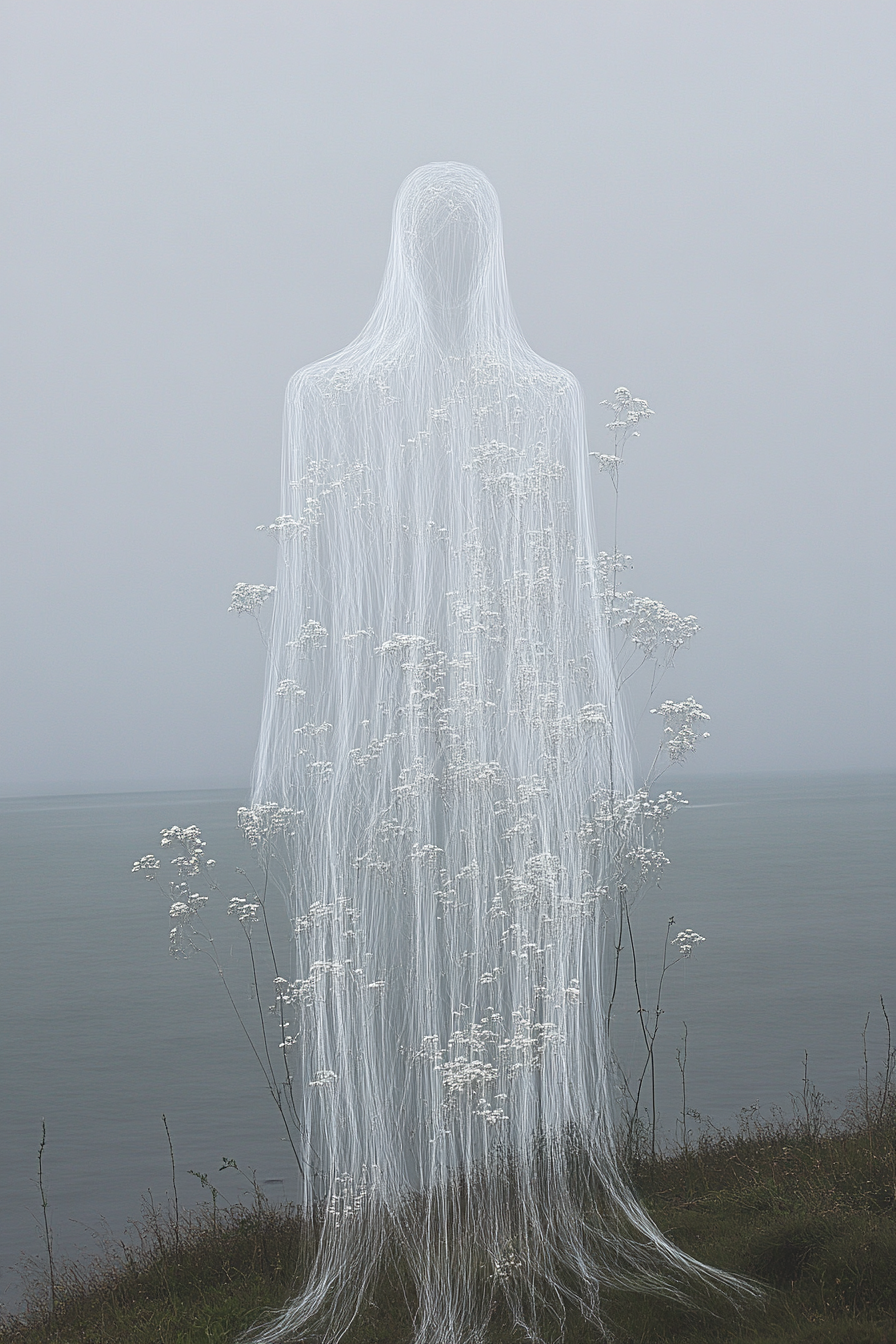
[239,855,302,1125]
[162,1114,179,1260]
[212,956,308,1176]
[605,882,627,1037]
[37,1120,56,1315]
[650,918,675,1159]
[862,1009,874,1166]
[624,903,650,1056]
[626,917,681,1157]
[677,1022,688,1151]
[878,996,893,1127]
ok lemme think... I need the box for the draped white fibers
[245,164,748,1344]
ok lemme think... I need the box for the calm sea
[1,773,893,1305]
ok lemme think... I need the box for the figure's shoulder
[285,357,350,406]
[532,361,582,401]
[285,350,399,410]
[504,355,584,412]
[285,346,583,413]
[464,348,581,397]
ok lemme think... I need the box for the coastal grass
[3,1099,894,1344]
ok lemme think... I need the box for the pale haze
[1,1,893,795]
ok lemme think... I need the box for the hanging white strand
[243,163,751,1344]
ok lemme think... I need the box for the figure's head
[395,164,500,336]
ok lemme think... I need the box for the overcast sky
[1,1,893,794]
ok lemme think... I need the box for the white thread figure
[245,163,745,1344]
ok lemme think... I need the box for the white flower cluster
[589,388,653,486]
[577,789,686,859]
[228,896,260,925]
[237,803,300,849]
[612,595,699,664]
[276,679,306,701]
[576,550,633,600]
[424,1006,562,1095]
[637,790,688,824]
[296,619,328,653]
[168,889,208,921]
[474,1098,509,1126]
[349,730,400,770]
[167,884,208,957]
[376,633,448,721]
[501,1008,561,1073]
[160,824,212,878]
[444,758,505,794]
[465,440,565,503]
[578,703,610,735]
[425,1019,504,1109]
[293,899,334,933]
[495,852,562,910]
[595,453,622,486]
[492,1241,523,1280]
[602,386,653,433]
[409,843,444,865]
[228,583,275,616]
[624,846,671,883]
[296,457,367,502]
[441,1055,499,1093]
[650,698,711,764]
[325,1165,374,1231]
[275,959,346,1009]
[672,928,706,958]
[294,720,333,743]
[258,502,322,542]
[132,828,216,956]
[392,758,438,802]
[131,854,160,876]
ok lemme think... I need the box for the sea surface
[1,772,893,1306]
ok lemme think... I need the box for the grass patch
[2,1099,894,1344]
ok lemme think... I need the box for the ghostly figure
[247,163,742,1344]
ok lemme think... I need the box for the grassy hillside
[3,1098,894,1344]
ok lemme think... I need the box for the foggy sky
[1,0,893,794]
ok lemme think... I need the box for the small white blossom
[258,503,322,541]
[493,1241,523,1280]
[166,889,207,957]
[296,619,328,652]
[651,698,711,764]
[593,453,622,486]
[601,387,653,432]
[228,583,275,616]
[672,928,706,958]
[276,680,306,702]
[578,703,610,734]
[159,825,209,877]
[441,1057,499,1093]
[612,596,699,663]
[237,804,300,849]
[590,388,653,486]
[625,846,671,883]
[228,896,260,925]
[132,854,160,876]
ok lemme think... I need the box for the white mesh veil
[246,163,745,1344]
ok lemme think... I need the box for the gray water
[1,772,893,1305]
